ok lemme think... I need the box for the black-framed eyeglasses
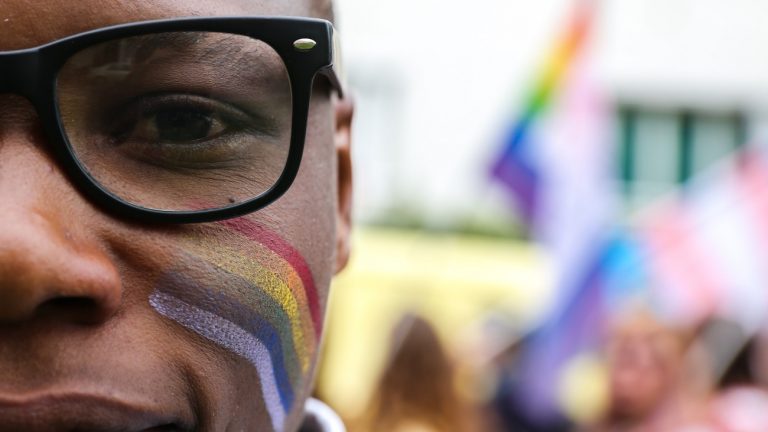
[0,17,344,224]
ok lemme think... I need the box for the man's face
[0,1,352,431]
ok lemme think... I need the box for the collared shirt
[299,398,346,432]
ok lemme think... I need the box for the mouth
[0,392,194,432]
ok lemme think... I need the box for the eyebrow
[67,31,292,106]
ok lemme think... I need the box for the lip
[0,392,193,432]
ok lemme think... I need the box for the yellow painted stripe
[181,236,315,372]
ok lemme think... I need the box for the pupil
[154,110,213,142]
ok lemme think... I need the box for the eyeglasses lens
[57,32,293,212]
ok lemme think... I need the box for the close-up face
[0,0,352,431]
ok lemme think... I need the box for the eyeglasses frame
[0,16,344,224]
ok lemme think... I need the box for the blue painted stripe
[156,272,296,412]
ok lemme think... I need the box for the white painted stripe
[149,291,286,432]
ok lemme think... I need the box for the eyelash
[111,93,249,137]
[98,93,279,167]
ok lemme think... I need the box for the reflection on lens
[57,32,293,212]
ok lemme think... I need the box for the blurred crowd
[337,308,768,432]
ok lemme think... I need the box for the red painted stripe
[221,218,322,338]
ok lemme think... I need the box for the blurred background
[315,0,768,430]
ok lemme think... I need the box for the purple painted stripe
[155,271,296,410]
[150,291,287,432]
[159,258,303,386]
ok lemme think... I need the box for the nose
[0,211,123,324]
[0,97,123,325]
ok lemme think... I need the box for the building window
[618,106,746,210]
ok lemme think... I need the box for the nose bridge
[0,49,40,96]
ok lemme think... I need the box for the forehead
[0,0,320,50]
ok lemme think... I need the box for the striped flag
[489,0,616,301]
[640,150,768,333]
[490,1,595,228]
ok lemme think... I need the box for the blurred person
[0,0,353,431]
[593,309,711,432]
[748,326,768,390]
[355,315,474,432]
[449,312,571,432]
[488,334,572,432]
[707,329,768,431]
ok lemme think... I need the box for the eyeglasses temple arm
[319,25,345,98]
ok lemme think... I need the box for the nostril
[36,296,105,325]
[42,297,97,309]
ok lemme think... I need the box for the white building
[336,0,768,226]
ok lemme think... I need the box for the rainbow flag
[490,4,593,226]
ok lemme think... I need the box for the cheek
[277,98,338,292]
[148,218,322,432]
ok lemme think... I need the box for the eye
[99,93,280,167]
[139,108,226,143]
[112,95,238,146]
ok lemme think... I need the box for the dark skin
[0,0,353,430]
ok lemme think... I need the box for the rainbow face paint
[149,217,321,432]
